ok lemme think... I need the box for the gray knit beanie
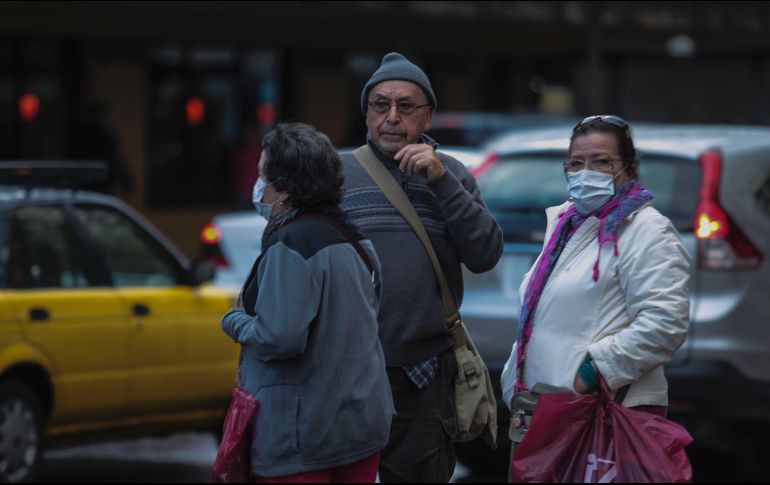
[360,52,437,113]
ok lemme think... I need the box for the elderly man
[340,52,504,482]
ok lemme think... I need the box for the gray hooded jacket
[221,211,394,477]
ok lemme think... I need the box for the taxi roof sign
[0,160,108,188]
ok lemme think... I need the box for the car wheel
[0,381,43,483]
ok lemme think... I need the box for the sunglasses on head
[573,115,629,132]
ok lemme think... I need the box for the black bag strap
[295,213,376,284]
[613,384,631,404]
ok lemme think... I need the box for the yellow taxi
[0,163,240,482]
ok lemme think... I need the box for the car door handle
[29,308,50,322]
[132,304,151,317]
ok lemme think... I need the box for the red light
[199,222,229,268]
[200,223,222,245]
[257,103,275,126]
[696,151,728,240]
[695,150,762,269]
[186,97,205,126]
[472,151,499,178]
[699,150,722,200]
[695,199,729,239]
[18,93,40,122]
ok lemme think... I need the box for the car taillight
[199,222,229,268]
[695,150,762,270]
[200,223,222,245]
[472,151,499,179]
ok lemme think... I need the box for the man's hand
[394,144,447,182]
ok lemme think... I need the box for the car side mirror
[190,259,216,286]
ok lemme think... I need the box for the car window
[7,205,94,289]
[757,175,770,216]
[428,114,577,148]
[428,127,494,147]
[75,205,181,287]
[477,154,700,242]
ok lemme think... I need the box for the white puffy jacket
[501,201,691,408]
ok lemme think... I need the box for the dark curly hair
[261,123,344,210]
[569,117,639,178]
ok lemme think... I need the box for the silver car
[457,123,770,472]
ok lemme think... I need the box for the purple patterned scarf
[513,180,654,392]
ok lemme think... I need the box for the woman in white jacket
[501,115,691,460]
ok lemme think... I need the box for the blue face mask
[252,178,281,220]
[567,168,625,214]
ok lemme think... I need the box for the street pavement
[37,430,748,482]
[40,432,475,483]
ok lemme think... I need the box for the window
[476,156,568,243]
[0,40,75,161]
[147,45,281,208]
[75,205,181,287]
[476,154,700,242]
[148,46,239,207]
[0,72,13,159]
[8,205,93,289]
[757,176,770,216]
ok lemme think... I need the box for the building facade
[2,1,769,255]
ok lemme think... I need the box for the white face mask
[566,168,626,214]
[252,178,281,221]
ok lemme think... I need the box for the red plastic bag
[211,387,259,483]
[510,379,693,483]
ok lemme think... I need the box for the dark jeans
[379,349,458,483]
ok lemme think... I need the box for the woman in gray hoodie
[221,123,393,482]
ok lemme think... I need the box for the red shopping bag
[510,379,693,483]
[211,387,259,483]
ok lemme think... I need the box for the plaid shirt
[404,356,439,389]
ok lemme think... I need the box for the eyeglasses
[573,115,629,132]
[563,158,623,172]
[367,100,431,116]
